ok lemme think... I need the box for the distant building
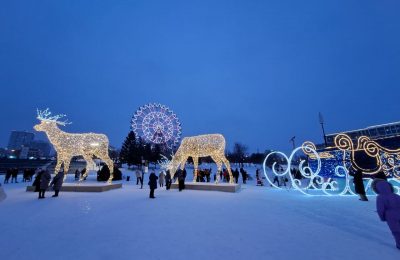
[29,140,51,158]
[0,148,6,158]
[325,121,400,148]
[7,131,34,150]
[313,121,400,178]
[6,131,52,159]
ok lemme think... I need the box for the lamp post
[319,112,328,147]
[289,136,296,150]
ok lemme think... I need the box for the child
[374,179,400,250]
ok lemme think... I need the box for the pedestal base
[26,183,122,192]
[170,182,240,193]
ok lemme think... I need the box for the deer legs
[102,157,114,184]
[80,155,94,181]
[211,156,223,184]
[221,156,234,184]
[192,157,199,182]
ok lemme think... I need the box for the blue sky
[1,0,399,152]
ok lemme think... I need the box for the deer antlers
[36,108,72,126]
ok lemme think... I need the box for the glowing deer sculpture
[34,109,114,183]
[169,134,234,184]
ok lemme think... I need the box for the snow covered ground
[0,166,399,260]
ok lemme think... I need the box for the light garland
[169,134,234,184]
[131,103,182,148]
[334,134,400,179]
[262,141,400,196]
[34,109,114,183]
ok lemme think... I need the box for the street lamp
[319,112,328,147]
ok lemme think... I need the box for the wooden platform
[26,183,122,192]
[170,182,241,193]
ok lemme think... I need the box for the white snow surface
[0,166,399,260]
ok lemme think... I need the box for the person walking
[4,168,12,184]
[234,168,239,183]
[373,179,400,250]
[148,171,158,199]
[11,168,19,183]
[159,171,165,187]
[349,167,368,201]
[165,170,172,190]
[240,167,247,184]
[33,169,43,193]
[39,169,51,199]
[50,170,65,197]
[135,168,142,185]
[177,169,185,192]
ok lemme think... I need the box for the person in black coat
[349,166,368,201]
[148,172,158,199]
[240,167,247,184]
[11,168,19,183]
[4,168,12,184]
[74,169,80,181]
[177,169,185,192]
[233,168,239,183]
[374,171,388,181]
[50,171,65,197]
[33,170,43,193]
[165,170,172,190]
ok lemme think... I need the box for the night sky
[1,0,400,153]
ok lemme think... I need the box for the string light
[262,141,400,196]
[334,134,400,179]
[169,134,234,184]
[34,109,114,183]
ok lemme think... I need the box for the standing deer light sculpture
[34,109,114,183]
[169,134,234,184]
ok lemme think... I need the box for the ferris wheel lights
[131,103,182,148]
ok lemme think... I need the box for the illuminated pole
[319,112,328,147]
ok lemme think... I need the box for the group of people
[74,168,87,181]
[3,168,20,183]
[145,169,176,198]
[3,168,45,184]
[142,166,254,198]
[32,168,65,199]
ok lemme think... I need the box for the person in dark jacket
[148,172,158,199]
[11,168,19,183]
[349,167,368,201]
[50,171,65,197]
[165,170,172,190]
[33,169,43,192]
[233,168,239,183]
[4,168,12,184]
[74,169,80,181]
[375,171,388,181]
[240,167,247,184]
[39,170,51,199]
[373,179,400,250]
[177,169,185,191]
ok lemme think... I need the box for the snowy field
[0,166,399,260]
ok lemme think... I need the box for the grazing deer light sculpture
[169,134,234,184]
[34,109,114,183]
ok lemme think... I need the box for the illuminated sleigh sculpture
[34,109,114,183]
[167,134,234,184]
[262,137,400,196]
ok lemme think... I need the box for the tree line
[118,131,282,168]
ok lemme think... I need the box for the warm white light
[34,109,114,183]
[169,134,234,184]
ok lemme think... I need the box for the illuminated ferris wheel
[131,103,182,148]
